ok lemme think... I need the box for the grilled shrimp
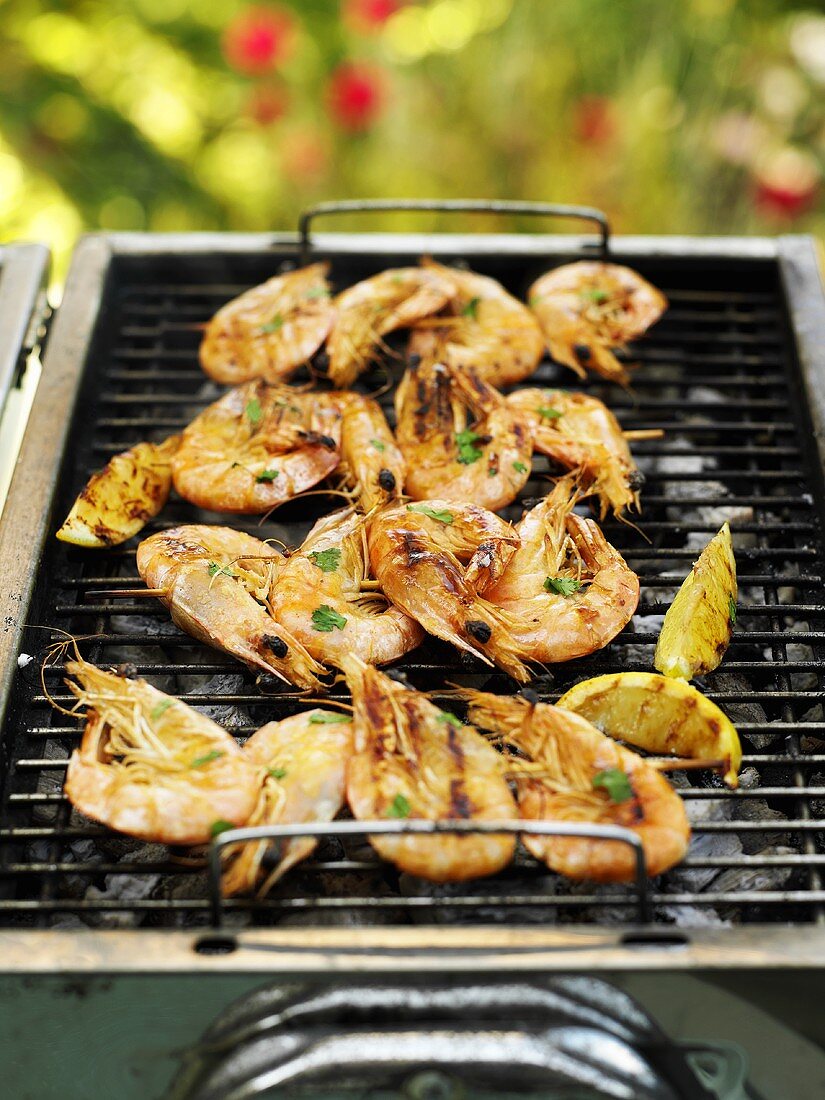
[268,507,424,669]
[486,480,639,664]
[337,392,405,512]
[367,500,529,681]
[395,358,532,511]
[528,261,667,386]
[327,266,455,388]
[505,388,640,519]
[200,263,334,385]
[222,709,352,896]
[409,259,544,388]
[137,525,326,691]
[465,690,690,881]
[172,380,342,514]
[343,656,516,881]
[63,660,260,845]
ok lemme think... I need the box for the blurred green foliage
[0,0,823,281]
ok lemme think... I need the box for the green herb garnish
[256,469,279,483]
[311,604,347,632]
[210,819,235,838]
[538,406,563,421]
[308,548,341,573]
[260,313,284,333]
[245,398,263,427]
[488,466,497,477]
[729,596,737,625]
[406,503,454,524]
[513,461,528,474]
[150,700,172,721]
[387,793,411,818]
[190,750,224,769]
[309,712,351,725]
[455,428,484,466]
[593,768,633,803]
[268,766,288,779]
[208,562,235,579]
[370,438,386,453]
[438,711,462,728]
[580,288,609,304]
[544,576,583,597]
[305,287,330,300]
[461,296,481,320]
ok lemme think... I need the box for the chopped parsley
[260,313,284,333]
[208,562,235,579]
[729,596,737,625]
[256,469,279,483]
[309,712,350,725]
[387,793,411,818]
[190,750,224,769]
[311,604,347,632]
[210,819,235,838]
[305,287,330,300]
[513,461,528,474]
[455,428,484,465]
[528,293,543,307]
[150,700,172,721]
[245,398,263,427]
[544,576,583,597]
[268,766,288,779]
[370,438,386,453]
[593,768,633,803]
[407,503,454,524]
[438,711,462,728]
[538,405,563,421]
[461,296,481,320]
[580,288,609,304]
[308,547,341,573]
[488,466,497,478]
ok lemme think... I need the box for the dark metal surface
[1,229,825,942]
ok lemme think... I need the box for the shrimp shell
[221,709,352,896]
[528,261,667,385]
[409,259,544,388]
[337,392,406,513]
[327,266,455,388]
[395,359,532,511]
[63,661,259,846]
[343,657,517,882]
[200,263,334,385]
[465,690,690,882]
[172,380,342,514]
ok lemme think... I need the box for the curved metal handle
[297,198,611,263]
[207,818,650,927]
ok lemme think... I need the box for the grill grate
[2,242,825,929]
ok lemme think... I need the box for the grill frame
[0,242,49,443]
[1,227,824,972]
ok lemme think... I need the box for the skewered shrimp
[367,500,529,682]
[137,525,326,691]
[62,659,260,845]
[326,266,455,388]
[395,358,532,511]
[528,261,667,386]
[337,392,405,512]
[486,479,639,663]
[409,259,544,388]
[268,507,424,669]
[464,690,690,881]
[343,656,516,881]
[505,389,640,519]
[222,709,352,896]
[172,380,342,514]
[200,263,334,385]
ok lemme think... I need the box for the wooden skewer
[622,428,665,441]
[87,588,166,599]
[648,757,726,773]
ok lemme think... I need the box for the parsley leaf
[438,711,462,728]
[387,793,411,818]
[309,712,351,725]
[513,461,528,474]
[538,405,563,420]
[210,819,235,838]
[406,503,454,524]
[150,700,172,721]
[268,766,288,779]
[260,314,284,333]
[304,287,330,300]
[208,562,235,579]
[370,438,386,453]
[311,604,347,632]
[593,768,633,803]
[190,750,224,769]
[528,293,543,307]
[461,296,481,320]
[256,468,279,483]
[245,398,263,427]
[580,288,609,304]
[308,548,341,573]
[455,428,484,465]
[729,596,737,625]
[544,576,583,597]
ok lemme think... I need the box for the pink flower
[753,149,820,220]
[222,6,296,76]
[326,62,387,132]
[343,0,400,33]
[574,96,617,146]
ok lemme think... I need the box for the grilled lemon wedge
[654,522,737,680]
[558,671,742,788]
[57,436,180,548]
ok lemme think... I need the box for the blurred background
[1,0,824,283]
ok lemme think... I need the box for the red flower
[343,0,400,32]
[574,95,617,146]
[754,181,818,220]
[753,149,820,221]
[247,82,289,126]
[222,6,296,76]
[326,62,387,132]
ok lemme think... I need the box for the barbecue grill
[0,203,824,1097]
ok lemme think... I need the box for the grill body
[0,228,825,974]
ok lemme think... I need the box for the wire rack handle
[297,198,611,264]
[207,818,650,929]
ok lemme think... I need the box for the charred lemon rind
[654,522,737,680]
[557,670,742,789]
